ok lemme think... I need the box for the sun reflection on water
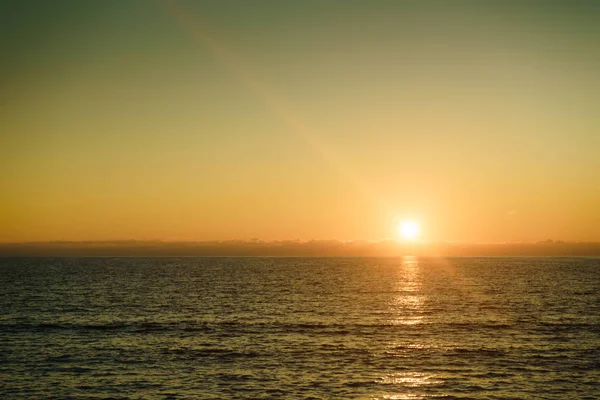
[372,395,432,400]
[388,256,426,326]
[374,257,443,400]
[378,372,443,387]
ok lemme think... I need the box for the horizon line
[0,239,598,245]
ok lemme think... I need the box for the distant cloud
[1,239,599,257]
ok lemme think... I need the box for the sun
[398,221,420,240]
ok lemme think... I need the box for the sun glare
[398,221,420,240]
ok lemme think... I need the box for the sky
[1,0,599,243]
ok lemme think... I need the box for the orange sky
[1,1,599,243]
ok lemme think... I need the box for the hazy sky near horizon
[2,0,599,242]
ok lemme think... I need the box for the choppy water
[1,257,599,399]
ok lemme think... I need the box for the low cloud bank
[1,239,599,257]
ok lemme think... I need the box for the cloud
[1,239,599,257]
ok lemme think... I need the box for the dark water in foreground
[1,257,599,399]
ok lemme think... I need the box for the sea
[1,257,599,399]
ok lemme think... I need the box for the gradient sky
[2,0,599,242]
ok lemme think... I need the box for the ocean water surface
[1,257,599,399]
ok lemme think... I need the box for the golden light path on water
[389,256,425,326]
[369,256,444,399]
[370,256,510,399]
